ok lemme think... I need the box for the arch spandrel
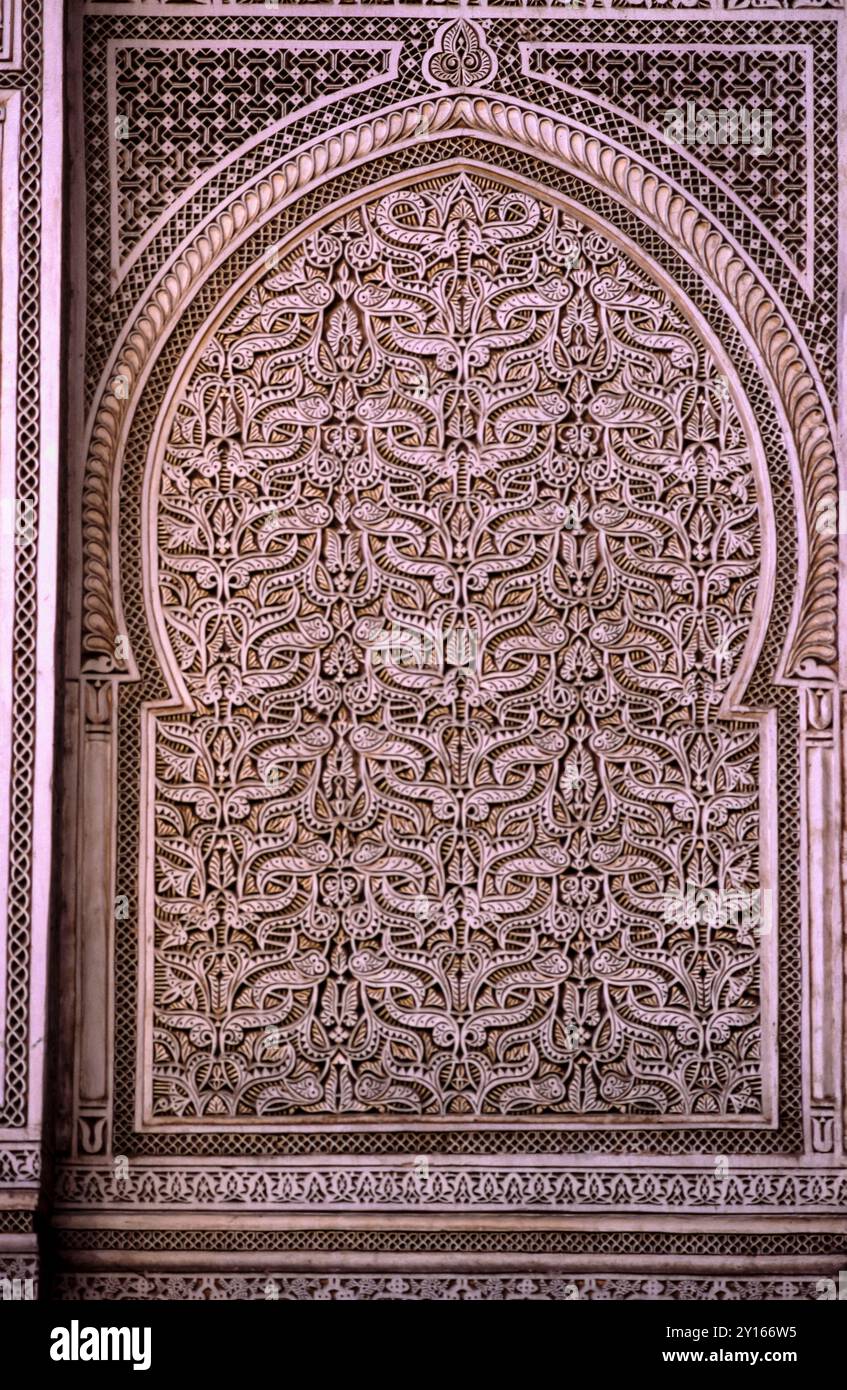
[140,165,775,1127]
[81,98,835,690]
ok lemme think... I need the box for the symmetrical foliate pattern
[153,170,762,1122]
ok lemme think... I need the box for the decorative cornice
[80,96,837,679]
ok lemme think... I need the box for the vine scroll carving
[148,170,767,1125]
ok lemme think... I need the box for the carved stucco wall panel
[51,4,846,1299]
[142,164,778,1130]
[110,132,801,1150]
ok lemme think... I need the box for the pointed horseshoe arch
[39,5,847,1306]
[133,161,779,1128]
[80,97,837,689]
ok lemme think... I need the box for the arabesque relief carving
[149,170,765,1123]
[80,98,837,685]
[46,2,846,1303]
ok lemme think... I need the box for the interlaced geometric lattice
[53,1228,847,1256]
[112,40,394,265]
[524,43,810,281]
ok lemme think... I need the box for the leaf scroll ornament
[152,170,763,1122]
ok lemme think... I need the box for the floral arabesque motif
[152,171,762,1121]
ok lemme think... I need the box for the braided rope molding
[54,1163,847,1212]
[52,1274,829,1301]
[80,95,837,680]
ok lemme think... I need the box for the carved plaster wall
[39,0,847,1298]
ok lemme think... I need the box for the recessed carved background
[151,168,764,1125]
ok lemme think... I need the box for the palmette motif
[153,171,762,1122]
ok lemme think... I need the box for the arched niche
[134,162,778,1128]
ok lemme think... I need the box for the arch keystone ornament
[423,21,499,90]
[49,2,847,1304]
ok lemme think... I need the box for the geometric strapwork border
[52,1276,840,1302]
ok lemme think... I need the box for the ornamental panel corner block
[19,0,845,1299]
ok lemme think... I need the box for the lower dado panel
[45,1158,847,1298]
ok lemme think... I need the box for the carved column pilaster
[72,679,117,1161]
[800,687,843,1155]
[0,0,63,1295]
